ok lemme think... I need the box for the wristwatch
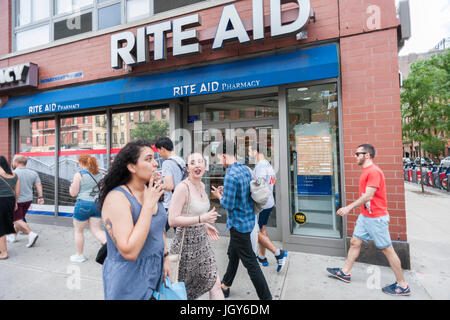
[164,252,169,258]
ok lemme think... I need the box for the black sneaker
[326,267,351,283]
[221,285,230,298]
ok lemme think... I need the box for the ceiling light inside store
[297,88,308,91]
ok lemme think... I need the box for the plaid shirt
[220,162,255,233]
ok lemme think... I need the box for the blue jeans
[353,214,392,249]
[73,199,101,222]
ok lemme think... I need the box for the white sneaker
[6,234,17,243]
[70,254,87,263]
[26,232,39,248]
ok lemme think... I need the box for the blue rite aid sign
[294,211,307,225]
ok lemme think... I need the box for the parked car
[403,157,412,165]
[440,156,450,168]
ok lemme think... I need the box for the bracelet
[164,252,169,258]
[38,196,43,199]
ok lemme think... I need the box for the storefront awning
[0,43,339,119]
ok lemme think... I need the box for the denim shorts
[73,199,101,222]
[353,214,392,249]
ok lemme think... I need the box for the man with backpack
[155,137,187,231]
[211,139,272,300]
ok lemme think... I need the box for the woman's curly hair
[98,140,151,210]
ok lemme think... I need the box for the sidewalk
[1,183,447,300]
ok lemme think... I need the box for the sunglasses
[355,152,367,157]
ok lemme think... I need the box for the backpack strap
[169,158,186,176]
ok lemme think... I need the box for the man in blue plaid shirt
[211,140,272,300]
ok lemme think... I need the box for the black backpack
[169,158,188,181]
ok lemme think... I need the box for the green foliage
[401,49,450,159]
[130,120,170,143]
[422,135,446,159]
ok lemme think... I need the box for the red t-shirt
[359,164,389,218]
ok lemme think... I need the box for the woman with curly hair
[69,154,106,263]
[99,140,168,300]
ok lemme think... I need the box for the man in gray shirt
[155,137,186,231]
[7,155,43,248]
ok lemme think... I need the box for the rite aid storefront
[0,0,410,265]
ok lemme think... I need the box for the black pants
[222,227,272,300]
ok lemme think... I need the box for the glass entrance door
[190,119,280,238]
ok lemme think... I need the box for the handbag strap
[246,166,256,180]
[85,170,101,190]
[177,180,191,255]
[0,174,15,194]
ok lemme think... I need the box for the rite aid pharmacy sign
[111,0,311,69]
[0,63,38,93]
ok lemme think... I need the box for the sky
[396,0,450,56]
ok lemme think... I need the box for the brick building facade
[0,0,410,267]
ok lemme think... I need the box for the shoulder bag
[246,166,271,214]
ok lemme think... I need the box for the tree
[130,120,170,143]
[401,49,450,192]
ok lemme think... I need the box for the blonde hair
[13,154,28,165]
[78,154,99,175]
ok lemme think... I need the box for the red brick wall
[340,22,406,241]
[0,1,11,56]
[0,118,11,163]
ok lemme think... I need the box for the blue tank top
[102,186,167,300]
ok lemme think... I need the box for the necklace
[189,179,205,199]
[125,184,136,198]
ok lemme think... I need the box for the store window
[55,0,93,15]
[54,12,93,41]
[112,106,169,149]
[58,113,107,216]
[98,2,121,30]
[16,24,50,51]
[126,0,151,22]
[287,83,342,239]
[16,0,50,26]
[16,118,56,214]
[188,88,279,123]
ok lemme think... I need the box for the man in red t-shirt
[327,144,411,296]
